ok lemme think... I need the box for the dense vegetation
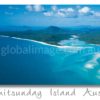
[0,26,100,45]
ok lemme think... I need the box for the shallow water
[0,36,100,85]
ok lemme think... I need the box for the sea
[0,35,100,85]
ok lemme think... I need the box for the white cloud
[66,8,74,12]
[58,8,74,13]
[51,6,57,11]
[33,5,44,12]
[78,6,94,16]
[43,12,53,16]
[78,7,100,17]
[56,8,76,18]
[78,6,90,14]
[26,5,33,12]
[65,8,77,18]
[56,11,65,17]
[25,5,98,18]
[43,6,100,18]
[26,5,44,12]
[58,8,66,12]
[43,7,77,18]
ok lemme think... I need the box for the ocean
[0,36,100,85]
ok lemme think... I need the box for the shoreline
[0,35,81,48]
[0,35,86,49]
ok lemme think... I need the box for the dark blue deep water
[0,36,100,85]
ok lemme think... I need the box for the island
[0,26,100,46]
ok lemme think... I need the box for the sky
[0,5,100,27]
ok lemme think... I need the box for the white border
[0,1,100,100]
[0,0,100,5]
[0,87,100,100]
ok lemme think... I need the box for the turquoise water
[0,36,100,85]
